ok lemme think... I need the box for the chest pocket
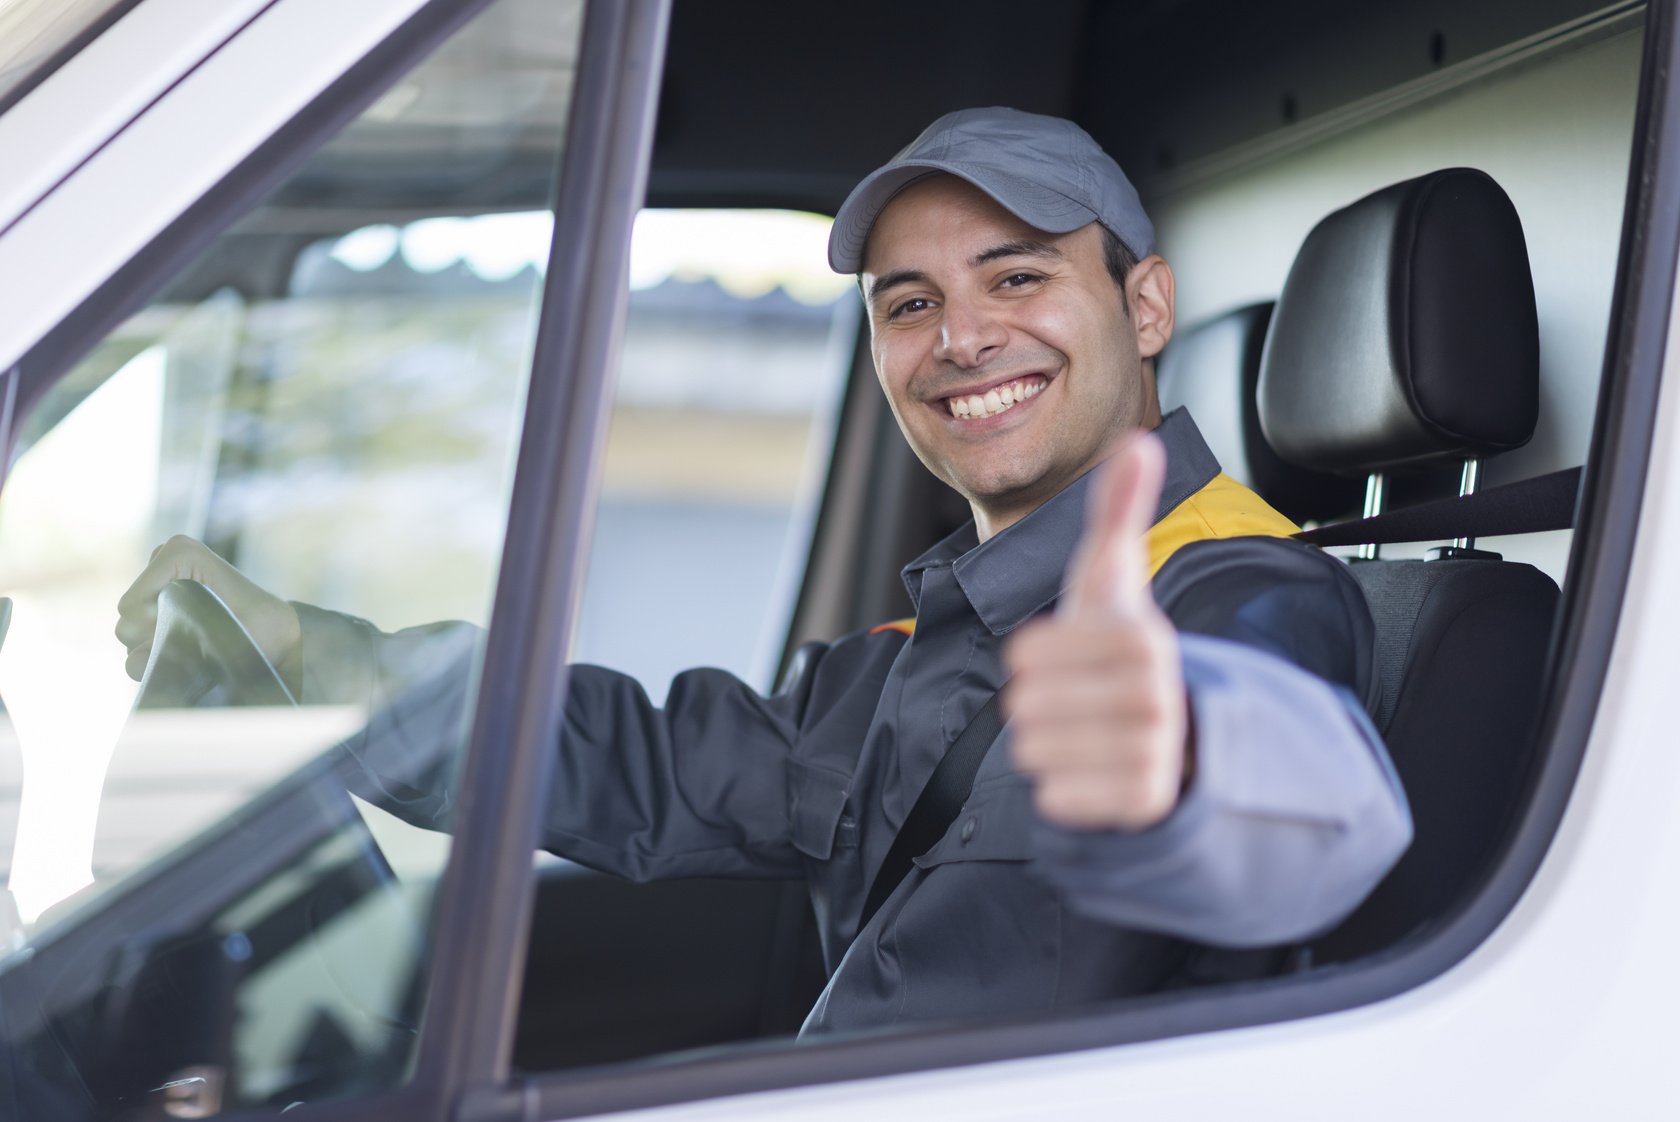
[887,773,1062,1022]
[910,774,1035,868]
[787,758,857,859]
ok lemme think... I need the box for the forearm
[300,603,481,830]
[541,663,809,881]
[300,603,815,880]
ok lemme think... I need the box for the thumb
[1060,431,1166,619]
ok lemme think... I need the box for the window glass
[0,0,584,1116]
[497,211,853,1073]
[578,209,854,698]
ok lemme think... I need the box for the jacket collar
[900,408,1220,635]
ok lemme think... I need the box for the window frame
[511,1,1677,1117]
[0,0,277,237]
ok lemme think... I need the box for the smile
[944,374,1048,420]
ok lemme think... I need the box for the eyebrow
[866,240,1065,304]
[866,268,928,303]
[972,239,1063,267]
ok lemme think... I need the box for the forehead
[860,175,1052,274]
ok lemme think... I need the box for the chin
[960,469,1060,521]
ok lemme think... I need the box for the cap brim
[827,159,1098,273]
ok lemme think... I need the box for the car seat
[1255,168,1563,963]
[1156,302,1361,526]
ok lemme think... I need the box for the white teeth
[946,378,1045,419]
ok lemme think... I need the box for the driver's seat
[1256,167,1563,962]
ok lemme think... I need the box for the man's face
[860,175,1171,539]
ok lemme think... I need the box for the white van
[0,0,1672,1118]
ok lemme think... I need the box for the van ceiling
[255,0,1621,228]
[651,0,1619,211]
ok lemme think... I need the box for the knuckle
[1134,688,1170,726]
[1006,624,1056,667]
[1033,780,1087,825]
[1008,731,1049,771]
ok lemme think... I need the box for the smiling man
[827,107,1408,857]
[857,174,1163,541]
[118,108,1410,1035]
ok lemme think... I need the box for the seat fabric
[1308,558,1559,963]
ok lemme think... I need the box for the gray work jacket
[311,409,1411,1035]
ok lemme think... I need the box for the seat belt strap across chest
[858,690,1005,933]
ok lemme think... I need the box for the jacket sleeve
[1028,634,1411,945]
[1026,538,1413,946]
[296,603,827,883]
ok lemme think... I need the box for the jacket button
[960,817,977,843]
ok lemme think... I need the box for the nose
[934,295,1007,369]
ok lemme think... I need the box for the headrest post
[1357,472,1387,560]
[1452,457,1482,550]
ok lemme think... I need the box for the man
[118,108,1409,1033]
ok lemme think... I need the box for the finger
[1005,617,1161,676]
[1005,673,1170,734]
[114,605,158,651]
[1031,766,1180,831]
[125,642,152,683]
[1060,431,1166,620]
[1011,721,1166,772]
[116,553,187,618]
[115,538,205,656]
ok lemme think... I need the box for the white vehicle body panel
[0,0,274,234]
[0,0,429,374]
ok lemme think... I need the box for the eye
[887,295,933,321]
[998,272,1042,290]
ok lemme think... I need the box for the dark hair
[1099,224,1139,316]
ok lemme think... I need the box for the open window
[512,0,1671,1114]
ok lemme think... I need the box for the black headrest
[1258,168,1539,475]
[1157,303,1362,524]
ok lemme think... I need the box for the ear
[1126,255,1176,360]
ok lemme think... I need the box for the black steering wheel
[134,579,295,711]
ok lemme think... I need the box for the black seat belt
[859,691,1004,932]
[1295,465,1580,547]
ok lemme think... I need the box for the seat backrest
[1156,302,1361,525]
[1256,167,1559,962]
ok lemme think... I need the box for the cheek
[871,342,902,396]
[873,339,927,412]
[1014,300,1089,361]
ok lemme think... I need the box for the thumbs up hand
[1003,433,1189,831]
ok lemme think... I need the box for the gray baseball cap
[827,106,1156,274]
